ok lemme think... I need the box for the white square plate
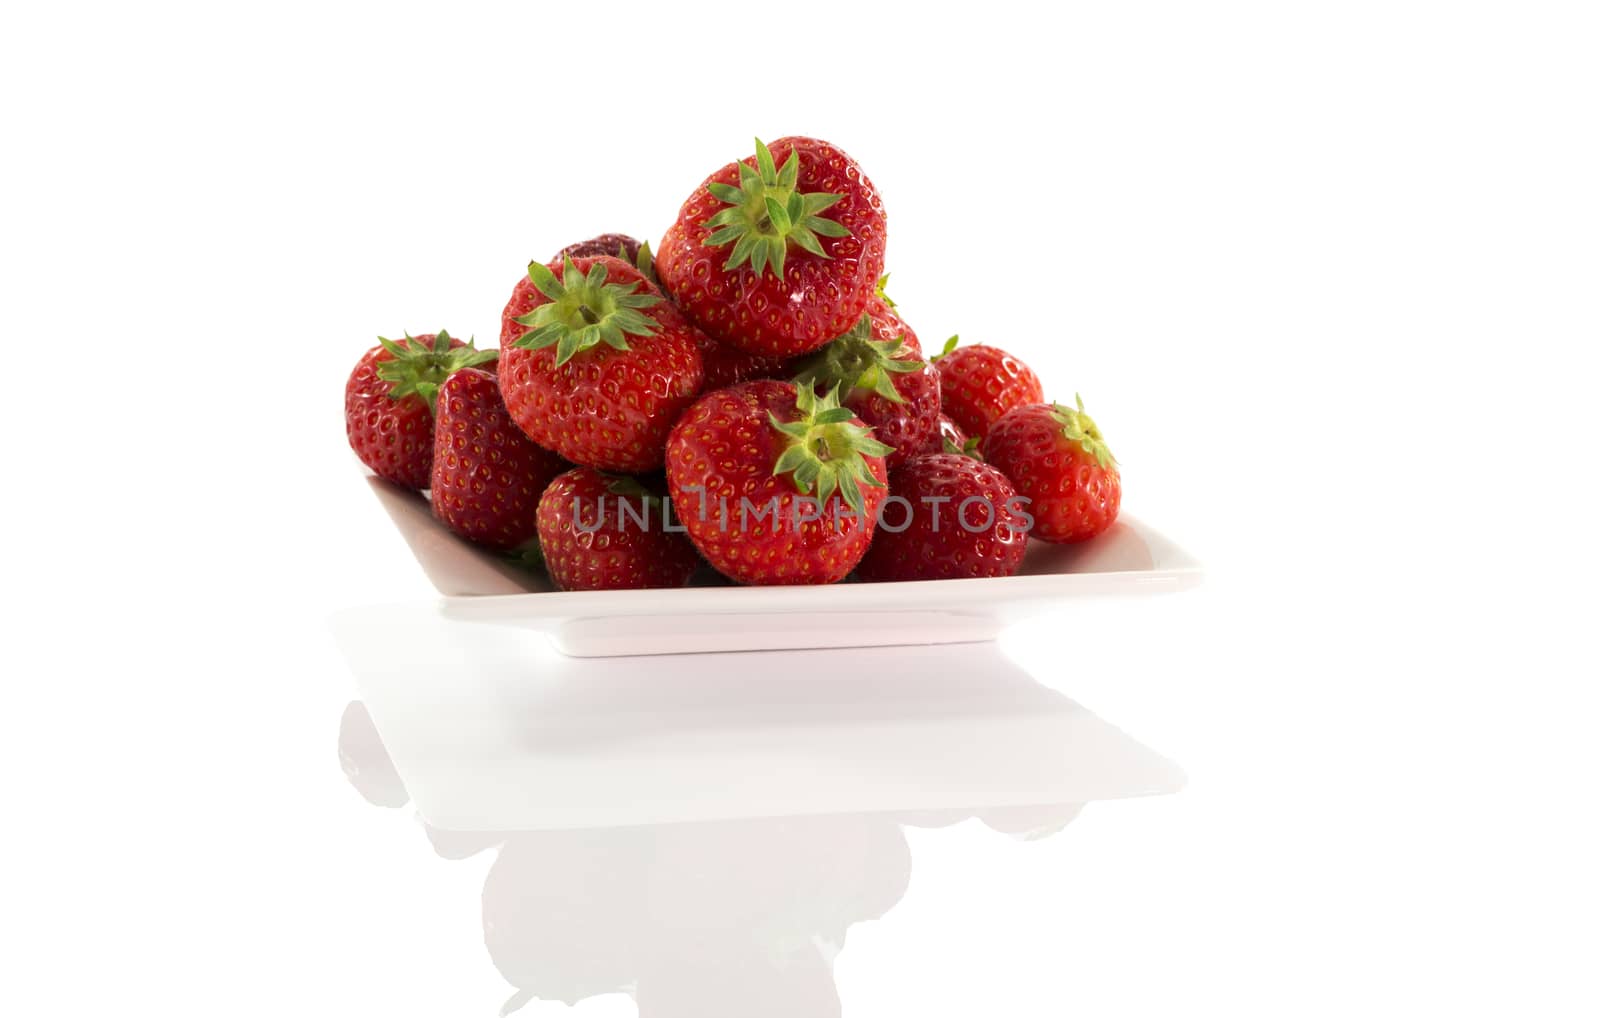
[366,474,1203,657]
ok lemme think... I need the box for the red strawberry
[665,380,889,585]
[656,136,887,358]
[535,467,700,591]
[933,337,1044,440]
[555,233,643,263]
[344,330,497,490]
[792,309,938,472]
[641,239,798,389]
[857,453,1031,582]
[863,284,921,355]
[431,367,568,553]
[915,414,975,459]
[984,396,1121,544]
[498,255,704,472]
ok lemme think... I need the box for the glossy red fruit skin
[857,454,1031,582]
[664,380,887,585]
[498,256,705,472]
[696,332,796,391]
[834,298,936,471]
[555,233,643,263]
[430,368,568,550]
[535,467,700,591]
[984,404,1122,543]
[915,414,970,458]
[656,136,887,358]
[345,333,468,490]
[864,296,921,356]
[937,345,1044,440]
[665,298,795,391]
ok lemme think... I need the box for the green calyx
[504,538,544,572]
[931,334,959,363]
[944,434,984,460]
[875,273,897,308]
[512,255,662,366]
[630,240,658,286]
[700,137,850,279]
[792,313,924,404]
[769,384,892,517]
[604,473,667,513]
[1052,394,1117,469]
[374,329,497,414]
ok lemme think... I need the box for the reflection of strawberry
[933,336,1043,440]
[498,255,704,472]
[985,396,1121,543]
[536,467,700,590]
[665,380,888,585]
[857,453,1031,581]
[793,310,937,471]
[430,368,567,553]
[344,331,496,490]
[657,137,886,358]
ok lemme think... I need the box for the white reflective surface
[331,610,1184,1015]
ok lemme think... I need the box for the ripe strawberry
[933,336,1044,440]
[344,330,497,490]
[431,368,568,553]
[656,136,887,358]
[792,308,938,472]
[856,453,1032,582]
[697,337,796,391]
[556,233,643,263]
[498,255,704,472]
[914,414,976,459]
[535,467,700,590]
[665,380,889,585]
[984,396,1121,544]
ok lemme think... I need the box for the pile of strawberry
[344,137,1122,589]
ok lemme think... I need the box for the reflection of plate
[331,602,1186,832]
[366,475,1204,656]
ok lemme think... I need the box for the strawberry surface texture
[657,137,887,358]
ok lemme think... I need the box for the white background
[3,1,1598,1015]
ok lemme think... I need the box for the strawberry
[984,396,1121,544]
[656,136,887,358]
[792,307,938,472]
[498,255,704,472]
[915,414,975,459]
[856,453,1032,581]
[664,381,890,585]
[535,467,701,590]
[697,339,796,391]
[556,233,643,263]
[344,330,497,490]
[933,336,1044,440]
[430,367,568,553]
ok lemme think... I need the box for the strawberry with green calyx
[857,453,1032,582]
[933,336,1044,440]
[498,255,704,472]
[664,380,890,585]
[793,311,938,471]
[657,136,887,358]
[345,330,498,490]
[535,467,701,591]
[430,368,568,552]
[984,395,1121,544]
